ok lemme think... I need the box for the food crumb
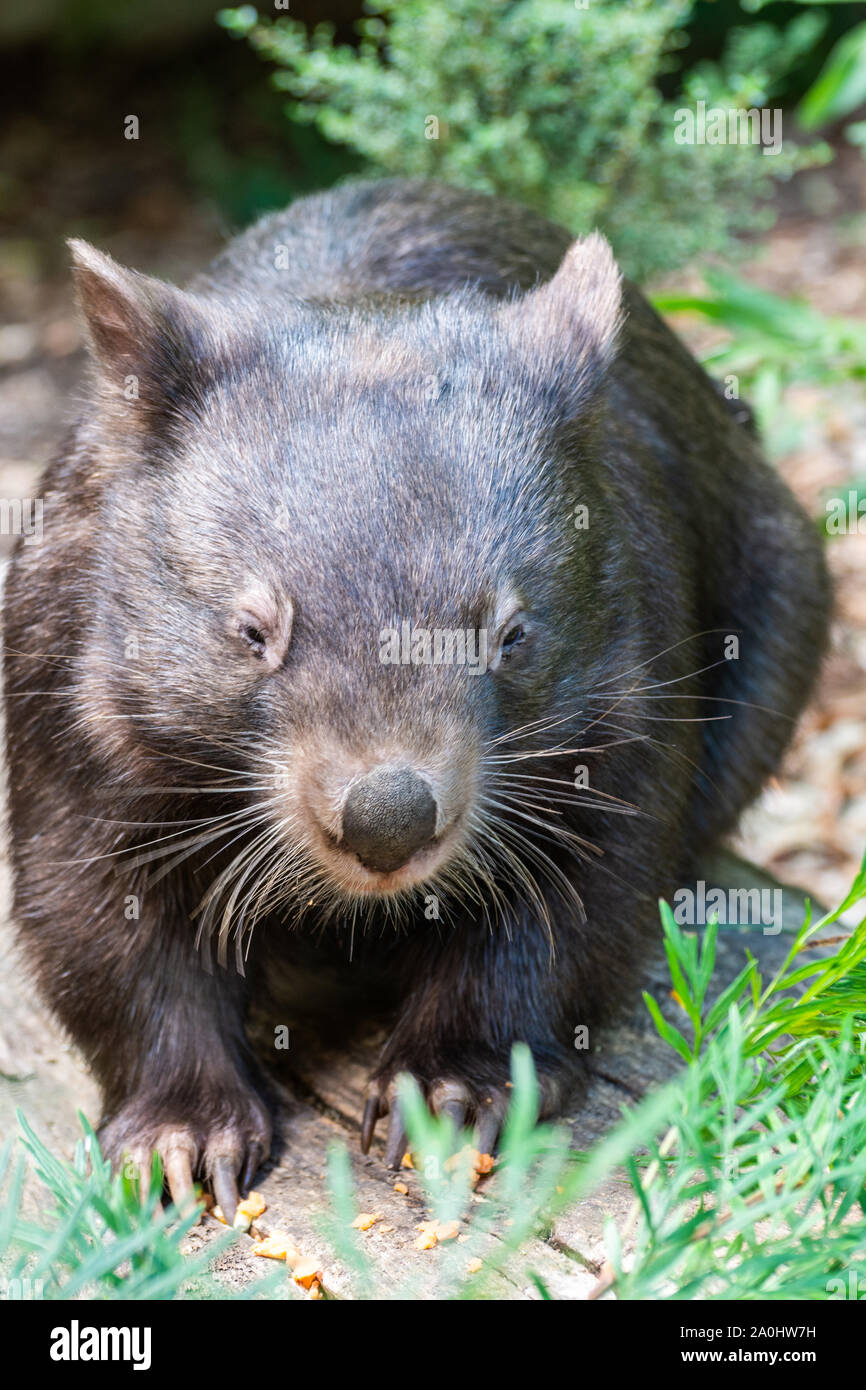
[251,1231,301,1263]
[415,1222,438,1251]
[415,1218,460,1249]
[292,1257,324,1290]
[234,1190,267,1229]
[350,1211,382,1231]
[238,1190,266,1219]
[435,1220,460,1242]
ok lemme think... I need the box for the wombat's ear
[500,231,623,407]
[68,239,203,408]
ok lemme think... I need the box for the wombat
[4,179,829,1215]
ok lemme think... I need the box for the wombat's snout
[339,765,438,873]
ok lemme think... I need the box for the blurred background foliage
[219,0,834,281]
[0,0,862,247]
[0,0,864,437]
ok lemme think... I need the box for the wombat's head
[70,234,625,935]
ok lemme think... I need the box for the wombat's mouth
[296,753,473,899]
[313,820,462,897]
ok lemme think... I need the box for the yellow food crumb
[251,1232,300,1263]
[393,1181,409,1195]
[414,1219,460,1249]
[415,1222,439,1251]
[236,1190,266,1221]
[435,1220,460,1242]
[292,1257,324,1290]
[350,1212,382,1231]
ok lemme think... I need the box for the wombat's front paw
[360,1046,566,1169]
[98,1086,272,1220]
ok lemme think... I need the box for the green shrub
[653,269,866,454]
[218,0,830,281]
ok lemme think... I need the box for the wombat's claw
[162,1139,196,1211]
[360,1095,381,1155]
[210,1154,241,1225]
[430,1081,509,1158]
[384,1101,408,1170]
[360,1080,407,1167]
[428,1080,469,1139]
[241,1143,267,1193]
[475,1101,503,1158]
[360,1074,509,1164]
[101,1096,271,1226]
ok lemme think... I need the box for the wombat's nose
[340,766,438,873]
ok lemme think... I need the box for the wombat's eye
[239,620,267,658]
[490,611,532,671]
[231,595,293,672]
[501,623,525,654]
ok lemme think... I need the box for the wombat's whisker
[2,644,81,670]
[487,687,641,754]
[464,822,530,922]
[4,689,89,698]
[132,785,286,797]
[243,832,317,927]
[481,794,594,879]
[496,780,645,819]
[139,745,271,781]
[483,794,601,863]
[601,711,733,724]
[486,732,651,764]
[496,780,640,827]
[596,660,729,698]
[483,698,646,770]
[231,840,300,966]
[469,811,556,945]
[144,806,280,886]
[592,691,792,720]
[590,628,739,691]
[493,771,644,813]
[485,705,588,749]
[495,788,566,818]
[196,822,292,968]
[53,800,267,867]
[595,714,719,791]
[477,804,587,943]
[131,817,262,872]
[444,861,499,928]
[575,687,648,739]
[139,827,275,890]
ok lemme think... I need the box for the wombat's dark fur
[4,180,830,1205]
